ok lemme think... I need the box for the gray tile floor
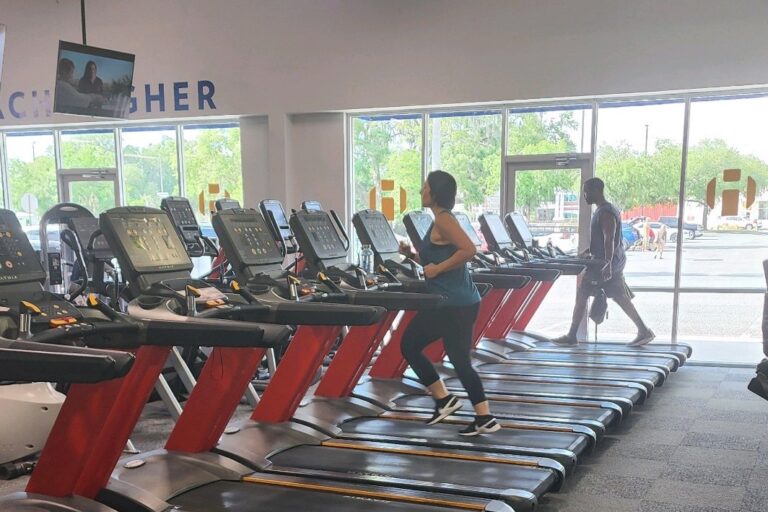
[539,366,768,512]
[2,365,766,512]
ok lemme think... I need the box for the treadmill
[453,212,678,374]
[202,207,567,511]
[161,196,219,259]
[274,208,595,471]
[402,210,657,411]
[350,208,622,434]
[499,211,692,360]
[0,208,302,512]
[0,337,136,512]
[89,206,516,512]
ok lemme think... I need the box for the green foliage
[5,127,243,223]
[597,137,768,211]
[352,117,422,217]
[183,127,243,217]
[353,109,768,227]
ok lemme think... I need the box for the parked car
[22,225,61,253]
[621,222,640,249]
[713,215,761,231]
[658,216,701,239]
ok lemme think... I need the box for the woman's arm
[398,241,421,263]
[426,213,476,277]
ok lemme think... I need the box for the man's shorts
[581,269,635,300]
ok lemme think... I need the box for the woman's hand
[423,263,441,279]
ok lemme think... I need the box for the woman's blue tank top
[420,214,481,307]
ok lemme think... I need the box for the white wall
[2,0,768,210]
[285,113,346,216]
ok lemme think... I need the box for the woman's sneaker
[426,394,463,425]
[459,415,501,436]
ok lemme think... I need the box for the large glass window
[5,132,56,225]
[682,95,768,289]
[352,115,423,239]
[347,92,768,363]
[507,106,592,155]
[182,124,243,222]
[121,127,179,207]
[60,129,117,168]
[595,101,685,289]
[429,111,502,214]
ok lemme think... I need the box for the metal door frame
[56,168,120,210]
[503,153,593,252]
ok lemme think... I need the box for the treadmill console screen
[212,209,283,266]
[291,210,347,261]
[453,212,482,247]
[260,199,292,241]
[100,209,193,274]
[506,212,534,246]
[0,210,47,283]
[402,211,433,252]
[69,217,113,259]
[302,200,322,212]
[215,198,241,212]
[353,210,399,255]
[482,213,512,246]
[161,198,199,228]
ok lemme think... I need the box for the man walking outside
[552,178,655,347]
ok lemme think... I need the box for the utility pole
[644,124,649,155]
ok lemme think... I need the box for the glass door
[503,153,593,338]
[57,168,119,215]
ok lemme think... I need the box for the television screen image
[54,40,135,119]
[0,24,6,90]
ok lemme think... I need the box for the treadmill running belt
[170,480,482,511]
[269,445,556,503]
[476,363,662,388]
[394,394,617,426]
[445,377,644,404]
[339,417,588,468]
[530,341,691,359]
[531,341,688,364]
[499,352,677,371]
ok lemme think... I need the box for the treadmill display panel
[0,210,47,283]
[213,210,283,266]
[215,198,241,211]
[101,210,192,274]
[162,198,199,228]
[302,200,323,212]
[260,200,292,241]
[506,212,534,246]
[292,211,347,260]
[482,213,512,246]
[69,217,113,259]
[403,211,433,251]
[453,212,483,246]
[354,210,399,254]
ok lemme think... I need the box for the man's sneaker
[426,394,463,425]
[459,415,501,436]
[628,329,656,347]
[551,335,578,347]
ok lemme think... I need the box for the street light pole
[644,124,649,155]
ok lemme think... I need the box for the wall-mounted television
[54,40,135,119]
[0,24,6,91]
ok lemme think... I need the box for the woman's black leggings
[400,302,487,405]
